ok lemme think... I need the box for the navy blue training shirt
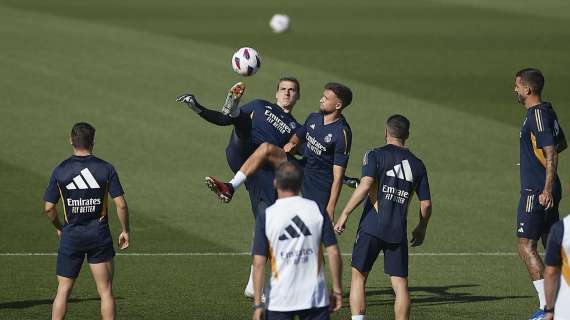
[44,155,124,227]
[358,145,430,243]
[519,102,566,192]
[295,112,352,177]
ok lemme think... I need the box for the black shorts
[266,306,329,320]
[516,189,560,241]
[351,231,408,277]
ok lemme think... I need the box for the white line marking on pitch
[0,252,519,257]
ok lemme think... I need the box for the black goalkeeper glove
[176,93,204,114]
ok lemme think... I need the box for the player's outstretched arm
[326,244,343,312]
[334,176,374,234]
[112,195,130,250]
[43,201,62,237]
[411,200,431,247]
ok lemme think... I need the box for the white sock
[230,106,241,118]
[533,279,546,309]
[351,316,364,320]
[244,265,254,295]
[229,171,247,190]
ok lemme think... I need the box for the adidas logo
[386,160,413,182]
[310,124,315,130]
[279,215,312,241]
[65,168,100,190]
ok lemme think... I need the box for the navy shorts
[266,306,329,320]
[516,189,560,241]
[56,226,115,279]
[245,167,276,218]
[351,231,408,277]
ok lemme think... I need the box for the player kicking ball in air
[204,82,354,221]
[334,115,432,320]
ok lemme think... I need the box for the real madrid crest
[324,133,333,143]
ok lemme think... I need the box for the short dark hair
[386,114,410,140]
[70,122,95,149]
[516,68,544,96]
[275,161,303,193]
[324,82,352,108]
[277,76,301,96]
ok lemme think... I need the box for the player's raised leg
[205,142,288,202]
[89,261,116,320]
[391,276,411,320]
[52,276,75,320]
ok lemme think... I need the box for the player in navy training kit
[205,82,353,221]
[177,78,302,217]
[334,115,432,320]
[513,68,567,320]
[43,122,130,320]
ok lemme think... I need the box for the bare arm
[43,202,62,236]
[325,244,343,312]
[113,196,130,249]
[544,265,560,319]
[334,176,375,234]
[326,165,346,221]
[411,200,432,247]
[252,255,266,320]
[540,146,558,210]
[283,133,301,154]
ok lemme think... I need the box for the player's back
[262,196,330,311]
[44,155,124,245]
[360,144,430,243]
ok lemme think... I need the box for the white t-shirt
[252,196,337,312]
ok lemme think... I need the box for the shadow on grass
[0,297,123,310]
[360,284,531,306]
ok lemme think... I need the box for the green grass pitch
[1,0,569,319]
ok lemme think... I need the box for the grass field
[1,0,569,319]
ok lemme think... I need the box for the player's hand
[176,93,202,113]
[334,214,348,235]
[411,225,426,247]
[56,229,62,238]
[118,231,129,250]
[539,190,554,210]
[283,142,296,153]
[329,291,343,312]
[252,307,264,320]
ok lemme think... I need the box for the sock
[244,265,254,295]
[533,279,546,309]
[230,106,241,118]
[229,171,247,190]
[351,316,364,320]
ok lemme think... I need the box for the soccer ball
[269,14,290,33]
[231,47,261,76]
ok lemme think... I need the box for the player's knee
[517,238,537,256]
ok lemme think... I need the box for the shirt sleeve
[333,126,352,168]
[544,221,564,267]
[43,169,60,203]
[252,210,269,257]
[530,108,556,148]
[108,165,125,198]
[415,163,431,201]
[321,213,338,247]
[361,150,377,178]
[240,100,257,114]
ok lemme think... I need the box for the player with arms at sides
[334,115,432,320]
[205,82,354,221]
[43,122,130,320]
[513,68,567,320]
[251,162,343,320]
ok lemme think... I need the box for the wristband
[252,303,265,310]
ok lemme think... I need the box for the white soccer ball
[269,14,290,33]
[231,47,261,76]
